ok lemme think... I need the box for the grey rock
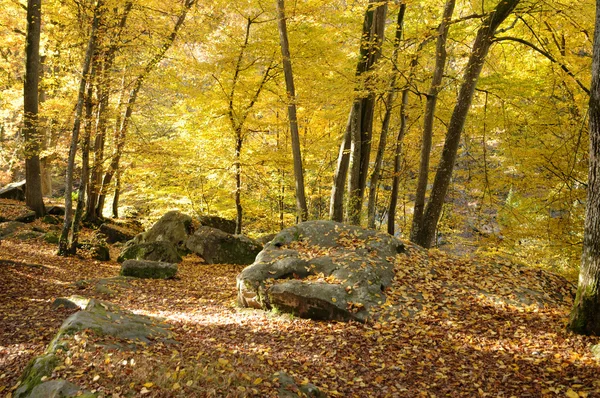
[99,223,137,244]
[45,206,65,216]
[237,220,404,322]
[198,215,236,234]
[51,296,90,310]
[120,260,177,279]
[15,211,36,223]
[0,180,25,201]
[118,241,182,263]
[125,211,193,252]
[14,354,58,398]
[186,226,262,265]
[28,380,83,398]
[0,221,27,238]
[14,231,44,241]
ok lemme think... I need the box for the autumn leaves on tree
[6,0,600,334]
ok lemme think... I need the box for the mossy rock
[120,260,178,279]
[14,354,59,398]
[118,241,182,263]
[43,232,60,244]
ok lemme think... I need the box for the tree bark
[367,3,406,229]
[23,0,45,217]
[412,0,521,248]
[347,0,388,225]
[410,0,456,241]
[276,0,308,222]
[569,0,600,335]
[58,0,103,256]
[234,133,243,234]
[387,89,409,235]
[330,0,387,224]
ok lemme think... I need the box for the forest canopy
[0,0,594,275]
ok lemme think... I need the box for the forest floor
[1,211,600,397]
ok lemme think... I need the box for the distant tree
[411,0,521,247]
[276,0,308,222]
[23,0,45,217]
[569,0,600,335]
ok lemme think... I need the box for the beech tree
[23,0,45,217]
[569,0,600,336]
[411,0,521,248]
[276,0,308,222]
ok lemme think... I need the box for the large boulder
[0,180,26,201]
[198,215,236,234]
[120,260,178,279]
[186,226,262,265]
[236,220,405,322]
[118,241,182,263]
[126,210,193,252]
[15,299,173,398]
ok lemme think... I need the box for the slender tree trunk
[330,0,387,224]
[329,115,352,222]
[58,0,103,256]
[68,63,96,253]
[410,0,455,241]
[412,0,521,247]
[23,0,45,217]
[569,0,600,335]
[96,0,195,216]
[387,89,409,235]
[276,0,308,222]
[367,3,406,229]
[234,133,243,234]
[112,167,121,218]
[347,0,388,225]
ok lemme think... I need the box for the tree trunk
[112,167,121,218]
[23,0,45,217]
[410,0,455,241]
[329,115,352,222]
[387,89,409,235]
[68,63,96,253]
[330,0,387,225]
[568,0,600,335]
[346,0,388,225]
[58,0,103,256]
[412,0,521,248]
[234,133,243,234]
[367,3,406,229]
[276,0,308,222]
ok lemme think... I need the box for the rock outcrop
[118,241,182,264]
[15,298,174,398]
[198,215,236,234]
[237,220,405,322]
[186,226,262,265]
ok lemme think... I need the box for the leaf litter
[0,226,600,397]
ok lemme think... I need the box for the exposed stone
[78,242,110,261]
[257,233,277,245]
[0,221,27,238]
[118,241,182,263]
[120,260,178,279]
[28,380,85,398]
[45,206,65,216]
[14,231,44,241]
[51,296,90,310]
[198,215,236,234]
[237,220,405,322]
[43,232,60,244]
[0,180,26,201]
[42,215,61,225]
[15,210,36,223]
[125,211,193,252]
[186,226,262,265]
[99,223,138,243]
